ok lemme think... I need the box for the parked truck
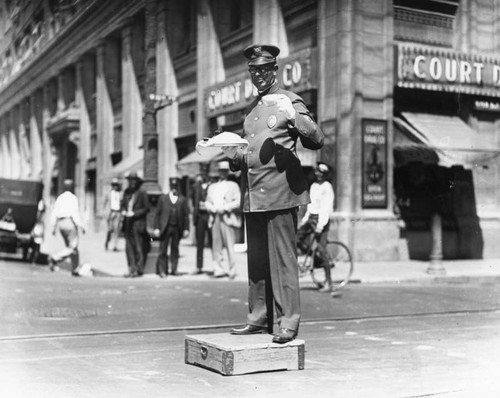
[0,178,45,262]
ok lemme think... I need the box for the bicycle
[298,233,354,293]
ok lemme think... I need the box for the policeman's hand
[221,146,238,159]
[182,229,189,238]
[269,94,296,121]
[153,228,160,238]
[126,211,134,218]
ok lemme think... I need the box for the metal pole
[427,212,446,275]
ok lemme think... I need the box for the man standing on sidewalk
[205,161,241,279]
[153,177,190,277]
[121,171,150,278]
[49,179,86,276]
[104,178,122,251]
[192,164,212,274]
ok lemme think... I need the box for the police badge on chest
[267,115,277,129]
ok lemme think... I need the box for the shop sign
[396,44,500,97]
[474,100,500,112]
[204,48,316,118]
[362,119,388,209]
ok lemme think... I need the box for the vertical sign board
[362,119,388,209]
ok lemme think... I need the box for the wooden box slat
[185,333,305,376]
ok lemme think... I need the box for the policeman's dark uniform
[229,45,324,338]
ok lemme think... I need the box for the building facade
[1,0,499,261]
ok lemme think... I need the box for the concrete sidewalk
[42,229,500,284]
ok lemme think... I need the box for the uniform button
[248,168,252,172]
[260,188,265,192]
[251,134,255,138]
[258,101,263,105]
[254,117,259,121]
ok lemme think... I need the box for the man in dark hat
[192,163,212,274]
[121,171,150,277]
[104,178,122,251]
[222,44,325,343]
[297,162,335,292]
[153,177,190,277]
[48,179,86,275]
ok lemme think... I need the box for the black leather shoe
[272,328,297,344]
[230,324,268,335]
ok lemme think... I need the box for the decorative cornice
[0,0,145,115]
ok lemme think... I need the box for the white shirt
[205,179,240,214]
[302,181,334,232]
[50,191,83,229]
[169,192,179,204]
[110,190,121,211]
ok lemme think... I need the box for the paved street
[1,256,499,397]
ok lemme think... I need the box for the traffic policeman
[223,44,325,343]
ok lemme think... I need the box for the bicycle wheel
[326,240,354,291]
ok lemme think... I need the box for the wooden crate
[185,333,305,376]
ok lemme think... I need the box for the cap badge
[254,46,262,56]
[267,115,277,129]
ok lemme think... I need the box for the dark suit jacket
[121,187,150,233]
[154,193,190,235]
[192,178,210,225]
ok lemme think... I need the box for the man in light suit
[205,161,241,279]
[153,177,190,277]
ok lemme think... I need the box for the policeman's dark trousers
[125,222,146,275]
[52,218,80,272]
[244,208,300,333]
[195,212,212,271]
[156,225,180,275]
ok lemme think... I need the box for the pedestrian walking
[153,177,190,277]
[121,171,150,277]
[48,179,86,275]
[223,44,324,343]
[297,162,335,292]
[192,164,212,274]
[104,178,122,251]
[205,161,241,279]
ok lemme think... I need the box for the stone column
[156,0,179,190]
[0,116,11,178]
[57,73,66,112]
[42,85,54,203]
[196,0,225,140]
[9,110,22,180]
[96,41,114,221]
[121,21,142,160]
[253,0,289,55]
[18,101,31,179]
[29,94,43,180]
[318,0,398,261]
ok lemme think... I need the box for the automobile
[0,178,45,262]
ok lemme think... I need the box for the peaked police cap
[243,44,280,66]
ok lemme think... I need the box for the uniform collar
[258,82,279,97]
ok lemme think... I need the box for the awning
[110,150,143,179]
[176,149,226,177]
[394,112,500,168]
